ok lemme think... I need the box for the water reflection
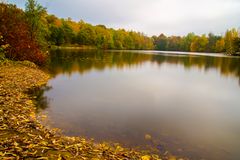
[30,85,52,112]
[47,49,152,76]
[42,50,240,160]
[47,49,240,84]
[151,53,240,84]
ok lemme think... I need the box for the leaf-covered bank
[0,61,175,160]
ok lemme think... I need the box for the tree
[49,26,65,46]
[61,21,75,44]
[180,33,195,51]
[154,34,168,50]
[225,29,238,55]
[0,3,46,65]
[77,22,96,45]
[113,30,124,49]
[207,33,221,52]
[167,36,182,51]
[190,35,209,52]
[233,37,240,54]
[25,0,46,43]
[215,38,225,53]
[95,25,112,49]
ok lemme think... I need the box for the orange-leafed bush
[0,3,46,65]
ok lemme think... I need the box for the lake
[39,49,240,159]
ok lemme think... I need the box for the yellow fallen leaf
[141,155,151,160]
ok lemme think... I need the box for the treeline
[46,17,154,50]
[47,15,240,54]
[152,31,240,54]
[1,0,240,66]
[45,14,240,54]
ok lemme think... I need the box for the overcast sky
[8,0,240,36]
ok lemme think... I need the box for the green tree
[61,21,75,44]
[207,33,221,52]
[180,33,195,51]
[154,34,168,50]
[77,22,96,45]
[49,26,65,46]
[233,37,240,54]
[25,0,46,44]
[113,30,124,49]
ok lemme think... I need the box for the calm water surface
[39,50,240,159]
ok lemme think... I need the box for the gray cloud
[8,0,240,36]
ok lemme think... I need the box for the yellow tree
[190,35,209,52]
[224,28,238,55]
[215,38,225,53]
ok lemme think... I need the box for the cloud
[8,0,240,36]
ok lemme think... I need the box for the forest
[0,1,240,65]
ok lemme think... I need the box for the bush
[0,35,8,61]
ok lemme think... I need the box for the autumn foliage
[0,1,239,65]
[0,3,46,65]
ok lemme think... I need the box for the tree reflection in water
[46,49,240,86]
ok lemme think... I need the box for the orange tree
[0,3,46,65]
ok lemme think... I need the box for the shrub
[0,35,9,61]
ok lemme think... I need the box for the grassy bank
[0,60,173,160]
[51,45,97,50]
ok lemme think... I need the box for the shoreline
[0,60,169,159]
[51,45,97,50]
